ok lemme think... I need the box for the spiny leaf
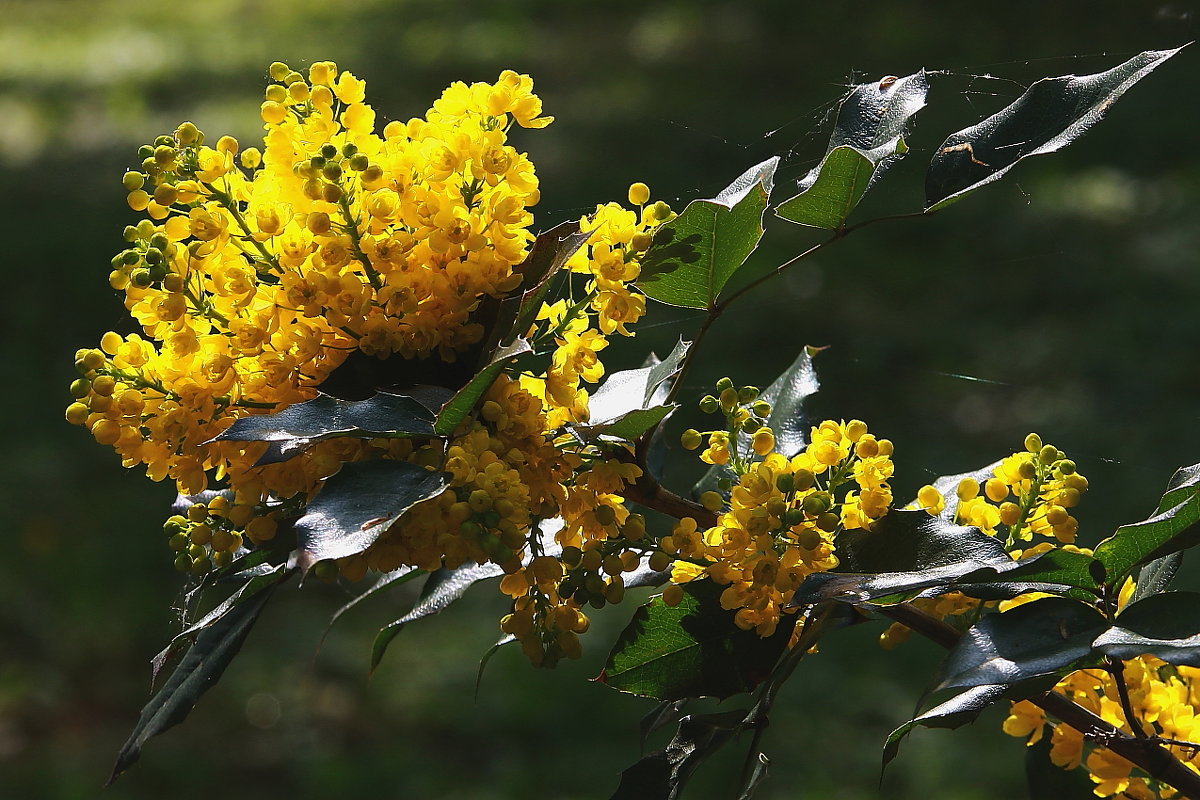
[597,579,796,701]
[370,519,564,673]
[695,346,821,498]
[883,684,1008,768]
[319,566,424,649]
[574,339,690,442]
[434,337,533,435]
[292,460,447,572]
[152,563,294,682]
[610,710,748,800]
[776,71,927,229]
[109,585,276,784]
[637,157,779,310]
[500,220,592,346]
[1093,592,1200,666]
[926,47,1184,211]
[1094,462,1200,584]
[215,392,438,465]
[936,597,1107,691]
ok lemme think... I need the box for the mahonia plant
[67,50,1200,800]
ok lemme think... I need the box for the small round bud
[321,183,343,203]
[715,377,734,393]
[792,468,815,492]
[700,491,724,513]
[1038,445,1058,464]
[1024,433,1043,454]
[122,171,145,191]
[594,504,617,526]
[698,395,719,414]
[816,512,840,532]
[69,378,91,398]
[650,201,672,221]
[1018,460,1037,480]
[797,528,823,549]
[269,61,292,81]
[630,232,653,251]
[802,493,831,516]
[648,551,672,572]
[737,386,759,403]
[680,429,703,450]
[627,182,650,206]
[306,212,332,235]
[561,546,583,567]
[775,473,795,494]
[1056,459,1077,476]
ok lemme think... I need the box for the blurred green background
[3,1,1197,797]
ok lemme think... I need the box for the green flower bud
[320,143,339,159]
[122,171,145,191]
[737,386,759,403]
[698,395,719,414]
[1024,433,1042,453]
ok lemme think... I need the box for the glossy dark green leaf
[319,566,424,649]
[1093,592,1200,666]
[575,339,690,441]
[491,220,592,348]
[953,548,1104,596]
[926,47,1184,211]
[370,562,504,674]
[1132,552,1183,604]
[475,634,516,700]
[434,337,532,435]
[610,709,747,800]
[1094,462,1200,584]
[215,392,437,465]
[637,157,779,310]
[152,563,294,681]
[883,684,1008,768]
[694,346,821,498]
[936,597,1107,691]
[1026,724,1095,800]
[370,519,563,673]
[292,460,447,572]
[792,509,1011,606]
[776,71,927,228]
[597,579,796,701]
[109,585,276,784]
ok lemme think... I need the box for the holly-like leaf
[953,548,1105,597]
[320,566,424,649]
[1132,552,1183,604]
[214,392,438,465]
[694,346,821,499]
[1094,462,1200,584]
[776,71,927,229]
[152,563,295,681]
[610,709,748,800]
[574,339,690,442]
[109,584,276,784]
[434,338,533,435]
[792,509,1011,606]
[926,47,1184,211]
[597,579,796,701]
[498,220,592,346]
[1092,592,1200,666]
[637,157,779,310]
[936,597,1107,691]
[292,460,447,573]
[370,519,564,672]
[883,684,1008,768]
[370,562,504,674]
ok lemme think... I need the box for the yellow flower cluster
[1005,655,1200,798]
[66,62,666,614]
[881,435,1091,647]
[669,383,896,636]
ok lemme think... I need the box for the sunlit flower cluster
[667,383,895,636]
